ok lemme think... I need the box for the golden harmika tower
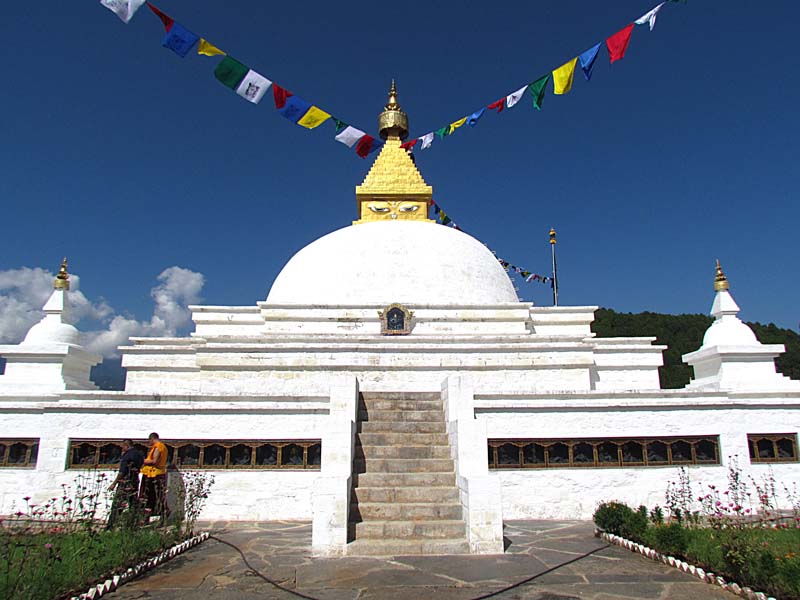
[353,81,434,225]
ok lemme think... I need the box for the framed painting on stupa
[379,303,413,335]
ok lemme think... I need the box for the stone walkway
[109,520,735,600]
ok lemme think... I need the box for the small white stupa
[682,260,799,391]
[0,259,101,392]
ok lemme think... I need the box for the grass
[0,527,179,600]
[642,525,800,599]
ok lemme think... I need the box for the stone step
[354,458,454,473]
[352,486,460,504]
[351,502,463,521]
[360,399,443,412]
[355,445,451,460]
[346,538,470,556]
[349,520,466,540]
[358,421,446,434]
[360,392,441,402]
[358,409,445,422]
[354,472,456,487]
[356,432,450,446]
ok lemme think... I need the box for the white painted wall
[479,397,800,519]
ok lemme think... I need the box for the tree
[592,309,799,389]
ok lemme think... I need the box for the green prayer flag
[333,119,347,134]
[528,74,550,110]
[441,215,452,225]
[435,126,449,139]
[214,56,248,90]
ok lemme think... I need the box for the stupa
[0,85,798,557]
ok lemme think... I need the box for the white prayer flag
[100,0,146,23]
[235,70,272,104]
[335,126,366,148]
[420,133,435,150]
[506,85,529,109]
[635,2,665,31]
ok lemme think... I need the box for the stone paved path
[108,520,735,600]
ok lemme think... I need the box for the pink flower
[44,543,52,549]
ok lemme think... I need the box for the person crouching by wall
[140,432,170,523]
[106,438,144,529]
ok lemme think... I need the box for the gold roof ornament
[549,228,557,245]
[353,82,433,225]
[377,79,409,141]
[714,258,729,292]
[54,257,70,291]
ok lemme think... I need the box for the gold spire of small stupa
[378,80,409,141]
[54,257,70,291]
[714,259,729,292]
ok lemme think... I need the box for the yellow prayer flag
[297,106,332,129]
[552,57,578,95]
[448,117,468,135]
[198,39,226,57]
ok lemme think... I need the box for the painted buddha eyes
[367,202,420,215]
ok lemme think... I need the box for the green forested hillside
[592,308,800,389]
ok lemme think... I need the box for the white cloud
[0,266,205,358]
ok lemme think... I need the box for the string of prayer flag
[408,2,676,152]
[101,1,682,159]
[430,201,551,287]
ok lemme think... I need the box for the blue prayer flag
[467,108,486,127]
[161,22,199,58]
[278,96,313,123]
[579,43,601,81]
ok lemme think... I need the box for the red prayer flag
[486,98,505,113]
[146,2,174,32]
[272,84,292,109]
[400,139,418,150]
[355,135,375,158]
[606,23,634,64]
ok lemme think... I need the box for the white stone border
[68,531,210,599]
[596,530,777,600]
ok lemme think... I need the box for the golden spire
[378,79,409,141]
[54,257,70,291]
[714,258,729,292]
[549,228,557,245]
[353,82,431,224]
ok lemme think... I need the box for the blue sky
[1,1,798,343]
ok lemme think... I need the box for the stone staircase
[347,392,469,555]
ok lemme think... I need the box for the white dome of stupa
[23,316,80,345]
[266,221,518,305]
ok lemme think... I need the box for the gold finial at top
[385,79,400,111]
[54,257,70,290]
[549,228,557,245]
[714,258,729,292]
[378,80,409,141]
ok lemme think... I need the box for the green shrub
[620,509,648,543]
[644,522,688,558]
[593,501,634,536]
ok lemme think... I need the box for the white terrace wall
[476,392,800,520]
[0,393,329,521]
